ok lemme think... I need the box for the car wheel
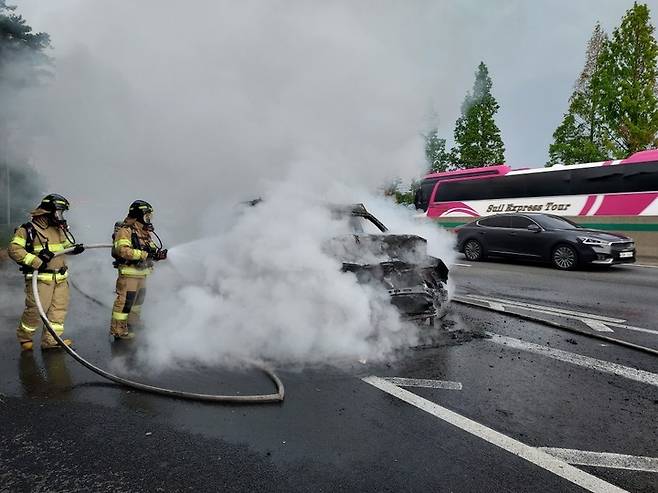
[464,239,484,261]
[552,244,578,270]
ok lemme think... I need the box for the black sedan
[456,213,636,270]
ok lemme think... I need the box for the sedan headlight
[578,236,612,246]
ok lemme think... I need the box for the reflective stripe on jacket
[7,217,73,272]
[113,218,156,277]
[118,265,153,277]
[25,270,69,283]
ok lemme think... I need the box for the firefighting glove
[71,244,85,255]
[153,249,168,261]
[37,249,55,265]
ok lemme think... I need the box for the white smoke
[5,1,458,368]
[140,175,455,368]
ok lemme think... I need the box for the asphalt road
[452,257,658,351]
[0,258,657,492]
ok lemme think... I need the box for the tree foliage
[549,3,658,164]
[452,62,505,168]
[0,0,52,86]
[424,128,453,172]
[1,1,48,244]
[548,23,609,165]
[594,2,658,157]
[381,177,416,206]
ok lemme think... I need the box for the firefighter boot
[41,329,73,350]
[110,320,135,340]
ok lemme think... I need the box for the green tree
[548,23,609,166]
[381,177,414,205]
[593,2,658,157]
[0,0,52,86]
[452,62,505,168]
[1,1,49,244]
[424,128,453,172]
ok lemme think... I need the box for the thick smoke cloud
[13,0,656,185]
[12,0,652,367]
[9,1,441,242]
[5,1,459,367]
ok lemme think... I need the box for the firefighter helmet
[39,194,70,212]
[38,194,70,224]
[128,200,154,227]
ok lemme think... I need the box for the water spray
[32,244,285,403]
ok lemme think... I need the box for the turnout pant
[17,278,70,348]
[111,275,147,336]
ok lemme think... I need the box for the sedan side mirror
[527,224,541,232]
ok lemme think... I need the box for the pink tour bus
[415,150,658,259]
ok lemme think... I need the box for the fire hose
[32,244,285,403]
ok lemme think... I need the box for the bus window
[525,170,571,197]
[488,175,528,199]
[571,167,623,195]
[436,179,486,201]
[621,162,658,192]
[416,178,438,210]
[436,175,527,201]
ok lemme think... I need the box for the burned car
[243,199,449,325]
[329,204,449,325]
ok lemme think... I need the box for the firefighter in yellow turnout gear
[110,200,167,339]
[7,194,85,351]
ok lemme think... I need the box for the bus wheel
[464,240,484,261]
[552,244,578,270]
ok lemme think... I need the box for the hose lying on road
[32,244,285,403]
[452,296,658,357]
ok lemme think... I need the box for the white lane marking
[452,263,472,267]
[581,319,615,333]
[457,294,658,337]
[363,376,628,493]
[465,294,626,323]
[488,333,658,388]
[626,263,658,269]
[605,322,658,336]
[383,377,462,390]
[539,448,658,473]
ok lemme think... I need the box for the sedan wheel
[552,245,577,270]
[464,240,484,261]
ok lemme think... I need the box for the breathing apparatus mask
[128,200,164,252]
[52,209,67,227]
[141,211,164,253]
[142,211,154,232]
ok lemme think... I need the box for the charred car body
[329,204,449,325]
[243,200,449,325]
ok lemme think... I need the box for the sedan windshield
[534,215,582,230]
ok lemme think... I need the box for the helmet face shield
[143,212,154,231]
[39,194,70,215]
[51,209,69,228]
